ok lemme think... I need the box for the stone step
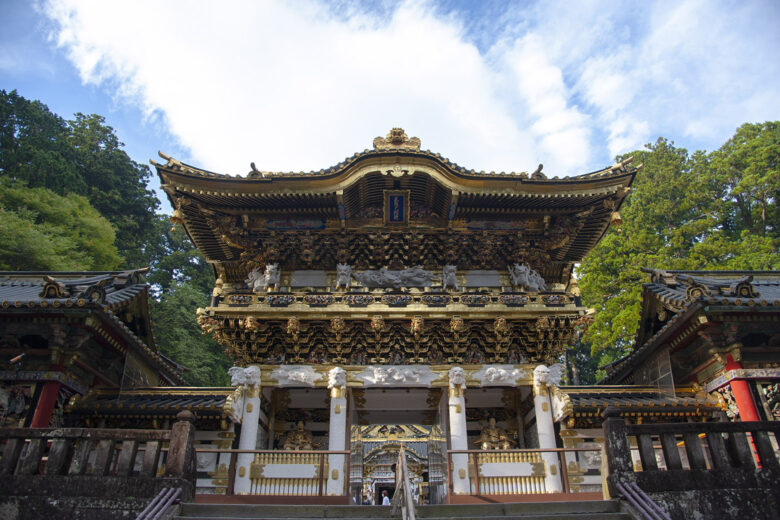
[176,500,629,520]
[417,501,621,517]
[177,516,631,520]
[178,504,394,518]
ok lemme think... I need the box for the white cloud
[40,0,780,177]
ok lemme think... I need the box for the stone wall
[0,476,193,520]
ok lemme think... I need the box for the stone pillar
[601,407,634,498]
[233,366,262,495]
[166,410,197,482]
[447,366,469,495]
[725,353,761,421]
[327,367,348,495]
[533,365,562,492]
[30,380,61,428]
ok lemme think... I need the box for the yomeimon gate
[151,128,641,503]
[3,129,778,519]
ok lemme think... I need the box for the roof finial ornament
[248,162,264,178]
[530,164,545,179]
[373,128,421,151]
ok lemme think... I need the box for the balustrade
[446,447,604,497]
[195,448,350,497]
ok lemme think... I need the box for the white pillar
[234,366,262,495]
[447,367,469,495]
[533,365,562,492]
[327,367,348,495]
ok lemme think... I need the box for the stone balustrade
[0,410,197,519]
[601,407,780,519]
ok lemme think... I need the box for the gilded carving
[373,128,421,151]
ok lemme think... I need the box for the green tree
[66,113,160,267]
[150,281,231,386]
[0,90,85,194]
[578,125,780,380]
[0,90,159,268]
[0,178,122,270]
[145,215,213,295]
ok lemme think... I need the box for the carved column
[234,366,262,495]
[447,367,469,495]
[327,367,348,495]
[724,350,761,422]
[31,326,66,428]
[533,365,562,492]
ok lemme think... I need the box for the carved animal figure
[353,266,436,288]
[449,366,466,389]
[245,269,265,292]
[533,363,564,387]
[243,365,262,386]
[328,367,347,389]
[442,265,459,290]
[335,263,351,289]
[228,366,247,387]
[263,263,280,291]
[508,263,546,292]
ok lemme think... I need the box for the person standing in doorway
[382,490,390,505]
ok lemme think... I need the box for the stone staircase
[175,500,633,520]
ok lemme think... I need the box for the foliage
[0,90,159,268]
[1,90,231,386]
[0,178,122,271]
[578,123,780,380]
[144,216,214,295]
[150,281,231,386]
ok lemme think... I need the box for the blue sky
[2,0,779,214]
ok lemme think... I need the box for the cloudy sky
[2,0,779,209]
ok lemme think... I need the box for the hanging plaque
[384,190,409,226]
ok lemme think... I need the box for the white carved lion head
[533,365,550,386]
[449,366,466,387]
[228,366,247,387]
[244,365,262,386]
[328,367,347,389]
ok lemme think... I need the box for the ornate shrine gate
[155,128,637,503]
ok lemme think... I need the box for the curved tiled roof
[562,386,721,411]
[0,270,187,386]
[601,269,780,384]
[68,388,233,418]
[152,128,637,182]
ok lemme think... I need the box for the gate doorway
[348,387,449,505]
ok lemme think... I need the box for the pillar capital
[448,366,466,397]
[328,367,347,398]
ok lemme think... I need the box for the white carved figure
[547,363,565,386]
[271,366,322,387]
[534,364,550,387]
[228,366,247,387]
[353,266,436,288]
[244,365,262,387]
[335,263,351,289]
[354,366,437,387]
[263,263,280,291]
[328,367,347,389]
[245,269,265,292]
[533,364,564,387]
[508,263,547,292]
[483,366,521,385]
[442,265,459,290]
[449,366,466,389]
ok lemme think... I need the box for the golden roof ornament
[373,128,421,151]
